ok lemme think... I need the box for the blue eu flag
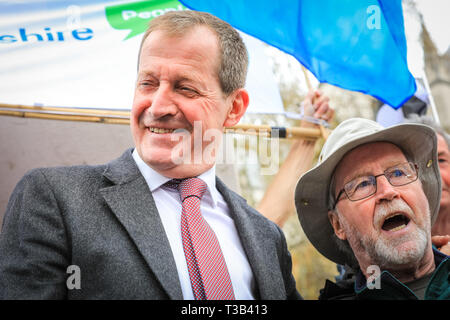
[180,0,416,109]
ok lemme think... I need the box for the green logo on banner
[105,0,186,40]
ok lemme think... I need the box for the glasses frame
[332,162,419,210]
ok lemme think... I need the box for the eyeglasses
[333,162,419,209]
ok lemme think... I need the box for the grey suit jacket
[0,149,301,300]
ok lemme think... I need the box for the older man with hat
[295,118,450,300]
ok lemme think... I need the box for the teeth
[381,213,410,232]
[149,127,174,134]
[389,224,407,232]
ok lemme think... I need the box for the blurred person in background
[404,115,450,245]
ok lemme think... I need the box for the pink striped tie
[177,178,235,300]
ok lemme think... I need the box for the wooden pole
[0,103,322,140]
[2,103,130,117]
[301,65,313,91]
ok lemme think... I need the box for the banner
[0,0,284,114]
[180,0,417,109]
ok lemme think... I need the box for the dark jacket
[319,249,450,300]
[0,148,301,300]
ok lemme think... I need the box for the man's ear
[328,210,347,241]
[223,88,249,128]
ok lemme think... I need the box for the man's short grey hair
[404,114,450,148]
[137,10,248,96]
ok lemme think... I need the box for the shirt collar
[132,149,219,207]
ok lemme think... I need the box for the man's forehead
[142,26,218,51]
[138,26,220,72]
[437,134,450,154]
[334,142,407,182]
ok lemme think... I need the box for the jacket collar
[100,149,291,299]
[102,148,141,185]
[100,148,183,299]
[216,178,290,299]
[354,248,449,300]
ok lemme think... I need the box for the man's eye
[355,179,371,190]
[139,80,157,87]
[392,169,406,177]
[179,87,199,96]
[347,178,371,194]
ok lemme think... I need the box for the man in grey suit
[0,11,301,300]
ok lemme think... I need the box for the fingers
[302,90,316,117]
[438,242,450,256]
[314,97,328,116]
[304,90,315,105]
[324,107,335,123]
[431,235,450,247]
[307,89,334,122]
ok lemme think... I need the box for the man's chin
[140,154,203,177]
[373,230,429,267]
[153,163,214,179]
[136,147,173,168]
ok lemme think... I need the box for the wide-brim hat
[294,118,441,266]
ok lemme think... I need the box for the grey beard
[338,198,431,269]
[362,226,429,267]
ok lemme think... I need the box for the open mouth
[381,214,410,232]
[148,127,175,134]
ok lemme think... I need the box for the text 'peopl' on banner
[0,0,283,114]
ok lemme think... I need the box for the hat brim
[294,123,441,266]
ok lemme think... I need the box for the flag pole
[301,65,313,91]
[301,66,330,140]
[421,70,441,125]
[257,66,326,226]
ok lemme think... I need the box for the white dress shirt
[132,150,256,299]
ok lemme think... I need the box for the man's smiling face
[131,26,237,178]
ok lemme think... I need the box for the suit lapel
[100,149,183,299]
[216,178,286,299]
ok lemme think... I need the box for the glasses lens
[344,175,376,201]
[386,162,418,186]
[342,162,418,202]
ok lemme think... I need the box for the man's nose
[374,175,400,203]
[149,84,178,119]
